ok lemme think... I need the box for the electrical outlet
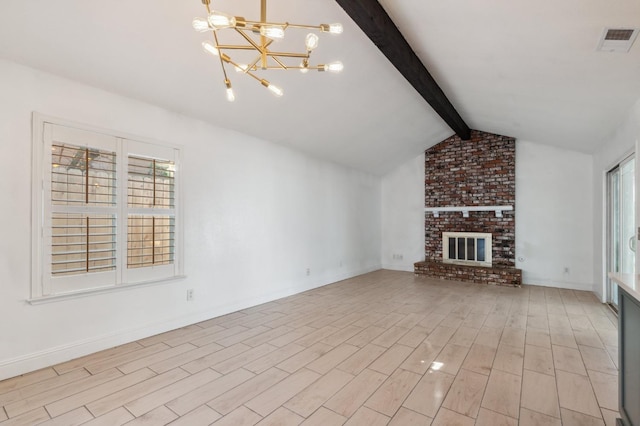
[306,268,310,276]
[186,289,194,301]
[563,267,570,274]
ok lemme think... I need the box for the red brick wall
[424,130,516,266]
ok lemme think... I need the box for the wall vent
[597,28,639,52]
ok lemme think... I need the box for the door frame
[602,151,639,311]
[602,149,635,304]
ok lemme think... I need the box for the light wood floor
[0,270,620,425]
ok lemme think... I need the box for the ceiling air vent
[596,28,639,52]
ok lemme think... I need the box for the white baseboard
[522,278,593,292]
[380,263,415,272]
[322,264,382,285]
[0,306,227,381]
[0,265,382,381]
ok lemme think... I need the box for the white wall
[381,153,425,271]
[591,99,640,301]
[0,59,382,380]
[380,140,597,291]
[515,141,594,290]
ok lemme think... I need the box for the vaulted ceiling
[1,0,639,175]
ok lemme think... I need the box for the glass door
[607,155,635,310]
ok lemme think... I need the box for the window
[31,115,182,299]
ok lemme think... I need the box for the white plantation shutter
[127,156,175,269]
[50,142,118,276]
[42,124,118,295]
[124,141,180,284]
[32,116,182,299]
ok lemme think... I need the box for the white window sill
[27,275,187,305]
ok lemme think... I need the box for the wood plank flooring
[0,270,619,425]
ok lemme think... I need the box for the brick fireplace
[414,130,522,286]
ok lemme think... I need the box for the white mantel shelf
[425,205,513,218]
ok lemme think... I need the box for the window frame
[31,113,184,302]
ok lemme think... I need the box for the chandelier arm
[260,0,267,68]
[246,55,263,73]
[212,31,231,82]
[263,36,275,50]
[266,52,310,58]
[215,45,260,51]
[217,52,258,82]
[238,65,264,84]
[238,19,324,31]
[234,28,266,52]
[270,56,287,70]
[262,66,322,70]
[260,0,267,22]
[285,23,326,31]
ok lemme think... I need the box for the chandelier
[193,0,343,101]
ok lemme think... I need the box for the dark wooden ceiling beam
[334,0,471,140]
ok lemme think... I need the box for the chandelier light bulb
[208,11,236,29]
[324,61,344,73]
[305,33,319,51]
[300,61,309,73]
[192,18,210,32]
[328,23,343,34]
[226,88,235,101]
[260,25,285,40]
[202,41,219,56]
[267,83,284,97]
[225,80,235,102]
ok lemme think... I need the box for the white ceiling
[0,0,639,175]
